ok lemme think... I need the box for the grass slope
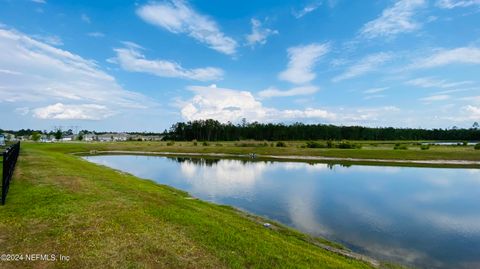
[29,141,480,161]
[0,143,373,268]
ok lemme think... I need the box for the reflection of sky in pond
[84,155,480,269]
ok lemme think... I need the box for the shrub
[235,142,268,147]
[337,141,359,149]
[166,141,175,146]
[305,141,326,148]
[276,141,287,147]
[475,143,480,150]
[215,143,223,147]
[394,143,408,150]
[31,132,41,142]
[420,144,430,150]
[463,141,468,146]
[202,141,209,146]
[326,140,334,148]
[193,141,197,146]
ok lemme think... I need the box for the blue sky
[0,0,480,131]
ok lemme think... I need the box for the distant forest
[164,119,480,141]
[2,119,480,141]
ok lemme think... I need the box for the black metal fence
[2,142,20,205]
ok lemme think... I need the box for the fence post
[2,150,6,205]
[1,142,20,205]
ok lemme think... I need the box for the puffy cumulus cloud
[464,105,480,120]
[0,27,150,120]
[258,86,319,98]
[180,85,267,122]
[137,1,237,55]
[112,43,224,81]
[410,47,480,69]
[245,19,278,48]
[180,85,336,123]
[360,0,426,39]
[33,103,114,120]
[180,160,269,197]
[436,0,480,8]
[179,85,405,125]
[332,52,392,82]
[278,43,329,84]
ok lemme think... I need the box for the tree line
[164,119,480,141]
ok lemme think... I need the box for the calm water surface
[84,155,480,268]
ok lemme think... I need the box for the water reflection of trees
[168,157,221,166]
[168,157,352,170]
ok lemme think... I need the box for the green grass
[0,143,375,268]
[26,140,480,169]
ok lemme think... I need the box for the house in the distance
[40,135,54,143]
[97,133,129,142]
[0,134,5,146]
[83,134,97,142]
[61,135,74,142]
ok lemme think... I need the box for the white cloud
[15,107,30,116]
[245,19,278,47]
[258,86,319,98]
[0,69,22,75]
[406,77,473,88]
[436,0,480,8]
[278,43,329,84]
[0,27,150,120]
[364,87,388,94]
[112,43,224,81]
[411,47,480,69]
[464,105,480,119]
[87,32,105,38]
[180,85,336,122]
[81,13,91,23]
[179,85,403,125]
[360,0,426,38]
[180,160,268,197]
[363,87,388,100]
[137,1,237,55]
[364,95,386,100]
[293,1,322,18]
[32,34,63,46]
[332,52,392,82]
[420,94,451,102]
[33,103,114,120]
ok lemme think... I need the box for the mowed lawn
[0,143,374,268]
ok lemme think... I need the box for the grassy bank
[29,140,480,166]
[0,143,375,268]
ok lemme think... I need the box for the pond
[84,155,480,268]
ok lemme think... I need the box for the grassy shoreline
[33,140,480,168]
[0,142,380,268]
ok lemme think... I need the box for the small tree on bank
[31,132,41,142]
